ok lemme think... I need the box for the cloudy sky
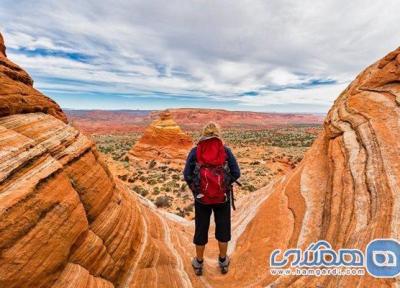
[1,0,399,113]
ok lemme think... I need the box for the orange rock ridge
[222,47,400,287]
[0,32,191,288]
[0,30,399,288]
[0,34,66,122]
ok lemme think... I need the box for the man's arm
[183,147,196,185]
[225,147,241,181]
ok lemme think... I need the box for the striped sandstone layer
[0,32,189,288]
[198,47,400,287]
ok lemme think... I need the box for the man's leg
[214,201,231,274]
[192,201,212,275]
[193,201,212,258]
[214,201,231,248]
[218,241,228,258]
[196,244,206,261]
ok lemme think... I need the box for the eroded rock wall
[0,33,186,288]
[218,47,400,288]
[0,33,66,122]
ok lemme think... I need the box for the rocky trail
[0,31,399,287]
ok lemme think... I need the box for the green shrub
[155,196,171,208]
[132,185,148,197]
[171,174,180,180]
[147,179,157,185]
[148,159,157,169]
[180,183,187,192]
[153,186,160,195]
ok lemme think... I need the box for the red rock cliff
[0,33,66,122]
[217,48,400,287]
[0,33,191,288]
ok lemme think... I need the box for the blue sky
[1,0,400,113]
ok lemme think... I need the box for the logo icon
[365,239,400,278]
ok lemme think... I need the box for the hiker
[183,122,241,276]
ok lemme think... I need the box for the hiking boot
[218,255,230,274]
[192,258,203,276]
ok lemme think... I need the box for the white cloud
[237,83,348,106]
[0,0,399,112]
[266,69,303,86]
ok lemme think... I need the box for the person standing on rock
[183,122,241,276]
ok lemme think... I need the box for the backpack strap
[230,189,236,210]
[223,147,237,210]
[192,149,205,201]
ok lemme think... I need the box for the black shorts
[193,200,231,245]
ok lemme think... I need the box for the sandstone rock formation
[129,110,193,163]
[0,30,399,288]
[216,48,400,287]
[0,32,190,288]
[0,33,6,56]
[0,34,66,122]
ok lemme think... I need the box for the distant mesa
[129,109,193,163]
[65,108,324,135]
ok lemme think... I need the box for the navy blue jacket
[183,146,241,186]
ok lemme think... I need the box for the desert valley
[66,109,323,218]
[0,29,399,288]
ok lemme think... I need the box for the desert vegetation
[93,133,140,163]
[92,125,321,219]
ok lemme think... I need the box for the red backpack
[194,137,229,205]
